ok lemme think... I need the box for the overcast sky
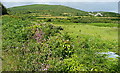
[1,0,119,13]
[1,0,120,2]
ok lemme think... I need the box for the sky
[1,0,120,2]
[1,0,119,13]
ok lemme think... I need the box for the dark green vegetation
[40,16,118,24]
[2,4,120,72]
[0,3,8,15]
[92,11,119,17]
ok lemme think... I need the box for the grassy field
[52,22,118,53]
[2,15,119,71]
[36,16,68,19]
[54,23,118,41]
[2,4,120,72]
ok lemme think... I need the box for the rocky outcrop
[0,3,8,15]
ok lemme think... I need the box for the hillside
[90,11,119,17]
[8,4,89,16]
[8,4,120,17]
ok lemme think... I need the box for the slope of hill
[101,11,119,17]
[8,4,89,16]
[90,11,119,17]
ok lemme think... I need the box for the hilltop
[7,4,119,17]
[8,4,89,16]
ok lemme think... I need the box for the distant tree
[0,2,8,15]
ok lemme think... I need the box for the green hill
[101,12,119,17]
[91,11,119,17]
[8,4,89,16]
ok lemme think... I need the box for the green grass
[2,3,119,71]
[53,22,118,53]
[2,15,119,71]
[87,23,118,27]
[54,23,118,41]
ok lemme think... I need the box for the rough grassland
[54,23,118,41]
[53,23,118,53]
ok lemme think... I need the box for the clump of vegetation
[2,15,74,71]
[38,16,118,24]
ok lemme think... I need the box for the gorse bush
[2,16,31,50]
[2,15,74,71]
[48,35,119,72]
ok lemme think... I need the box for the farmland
[1,4,120,72]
